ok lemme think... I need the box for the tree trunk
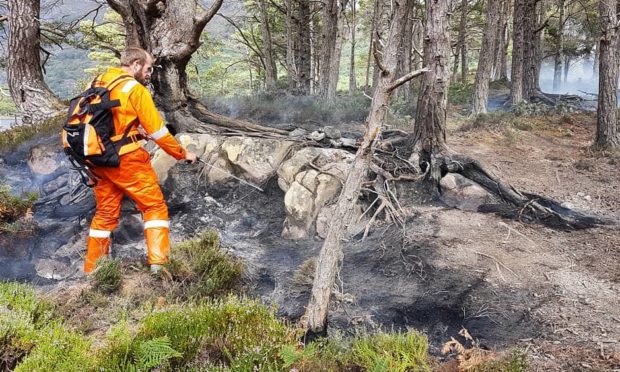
[297,0,312,94]
[553,0,565,93]
[365,0,378,90]
[395,9,415,99]
[522,0,538,99]
[453,0,468,82]
[595,0,620,148]
[412,0,450,188]
[7,0,64,125]
[348,0,357,94]
[302,0,425,335]
[563,55,570,83]
[510,0,525,104]
[285,0,297,89]
[472,0,502,115]
[592,41,599,78]
[492,0,510,81]
[258,0,277,90]
[499,2,510,81]
[106,0,286,135]
[318,0,347,99]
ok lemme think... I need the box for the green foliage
[0,185,38,234]
[0,92,17,115]
[349,331,430,372]
[92,258,123,294]
[15,321,94,372]
[0,282,92,371]
[167,230,243,298]
[281,336,346,371]
[0,114,64,152]
[449,82,474,105]
[98,317,181,371]
[138,296,297,368]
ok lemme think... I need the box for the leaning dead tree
[7,0,65,125]
[106,0,287,136]
[301,0,428,335]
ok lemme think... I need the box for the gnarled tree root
[441,155,614,230]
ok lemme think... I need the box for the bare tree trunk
[318,0,347,99]
[258,0,277,90]
[365,0,378,91]
[285,0,297,90]
[553,0,565,93]
[592,41,600,78]
[563,55,570,83]
[302,0,426,335]
[595,0,620,148]
[348,0,357,94]
[412,0,451,188]
[454,0,468,82]
[396,9,415,99]
[499,2,510,81]
[472,0,502,115]
[522,0,538,99]
[7,0,64,125]
[492,0,510,80]
[511,0,525,104]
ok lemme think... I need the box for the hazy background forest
[0,0,609,118]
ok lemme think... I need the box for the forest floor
[409,109,620,370]
[2,97,619,370]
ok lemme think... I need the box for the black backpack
[61,74,134,186]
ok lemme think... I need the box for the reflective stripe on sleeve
[89,229,112,238]
[144,220,170,230]
[150,126,169,140]
[121,80,138,93]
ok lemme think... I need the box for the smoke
[539,59,604,96]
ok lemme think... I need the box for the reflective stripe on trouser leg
[84,229,111,273]
[144,220,170,265]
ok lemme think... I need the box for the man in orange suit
[84,47,197,274]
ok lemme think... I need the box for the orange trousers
[84,148,171,273]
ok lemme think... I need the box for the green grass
[472,350,528,371]
[166,230,243,298]
[92,258,123,294]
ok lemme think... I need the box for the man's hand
[184,151,197,164]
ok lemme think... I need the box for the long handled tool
[193,157,265,192]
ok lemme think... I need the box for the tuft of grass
[92,257,123,294]
[349,331,430,371]
[0,184,37,232]
[0,114,64,152]
[137,295,298,368]
[166,230,243,298]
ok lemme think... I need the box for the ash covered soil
[1,109,619,370]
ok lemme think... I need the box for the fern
[135,336,182,369]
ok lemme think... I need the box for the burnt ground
[1,107,619,370]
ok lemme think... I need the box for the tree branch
[106,0,130,18]
[194,0,224,32]
[385,67,429,93]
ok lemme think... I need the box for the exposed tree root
[440,155,613,230]
[164,98,291,139]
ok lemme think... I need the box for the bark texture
[595,0,620,148]
[318,0,347,99]
[553,0,565,93]
[452,0,468,82]
[412,0,451,187]
[258,0,277,90]
[511,0,525,104]
[472,0,502,115]
[7,0,64,125]
[302,0,425,335]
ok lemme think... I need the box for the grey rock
[323,126,341,139]
[440,173,492,211]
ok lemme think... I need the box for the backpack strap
[87,75,134,113]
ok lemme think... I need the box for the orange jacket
[93,67,186,160]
